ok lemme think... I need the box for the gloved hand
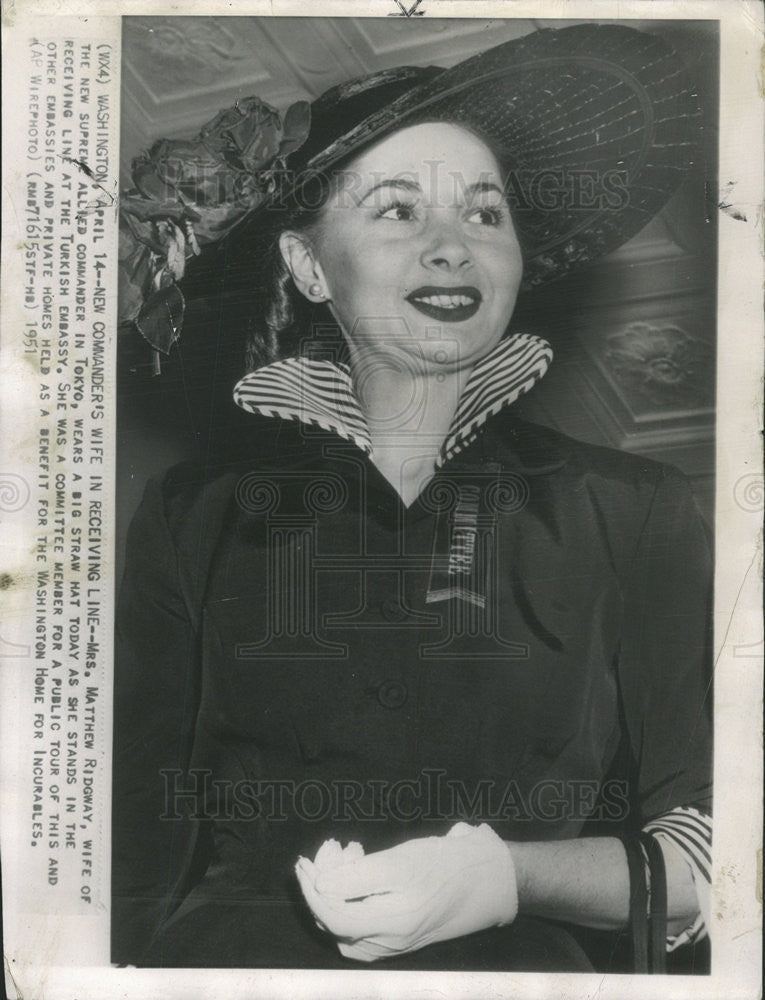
[295,822,518,962]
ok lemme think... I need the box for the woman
[113,23,712,972]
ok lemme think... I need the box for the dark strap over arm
[622,836,649,972]
[639,831,668,974]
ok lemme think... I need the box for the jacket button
[380,598,408,623]
[377,680,407,709]
[301,738,322,761]
[537,736,568,759]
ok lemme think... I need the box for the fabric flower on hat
[119,96,310,363]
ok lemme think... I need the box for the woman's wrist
[503,837,631,931]
[504,840,532,912]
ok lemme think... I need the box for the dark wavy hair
[242,169,342,372]
[242,119,518,373]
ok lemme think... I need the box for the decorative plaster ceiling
[119,16,716,261]
[119,16,540,183]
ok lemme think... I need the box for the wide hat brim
[222,23,701,291]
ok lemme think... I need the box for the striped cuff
[642,806,711,951]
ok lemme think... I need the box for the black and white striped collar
[233,333,553,468]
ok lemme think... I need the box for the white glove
[294,822,518,962]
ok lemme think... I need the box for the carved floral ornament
[123,18,251,86]
[603,322,714,408]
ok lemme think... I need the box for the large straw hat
[224,22,701,290]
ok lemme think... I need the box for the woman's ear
[279,231,330,303]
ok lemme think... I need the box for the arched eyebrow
[465,180,505,199]
[357,177,506,205]
[358,178,420,204]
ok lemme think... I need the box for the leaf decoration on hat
[118,96,311,368]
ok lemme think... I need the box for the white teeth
[412,294,475,308]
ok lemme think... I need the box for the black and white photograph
[113,12,718,973]
[0,3,762,999]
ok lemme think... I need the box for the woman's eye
[377,201,416,221]
[467,206,505,226]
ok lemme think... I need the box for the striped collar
[233,333,553,468]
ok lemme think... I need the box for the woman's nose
[420,220,473,272]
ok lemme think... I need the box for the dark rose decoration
[119,96,310,363]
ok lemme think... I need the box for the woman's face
[306,122,523,374]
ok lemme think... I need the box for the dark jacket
[112,409,712,968]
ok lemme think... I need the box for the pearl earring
[309,282,325,299]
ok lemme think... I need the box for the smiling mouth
[405,286,482,323]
